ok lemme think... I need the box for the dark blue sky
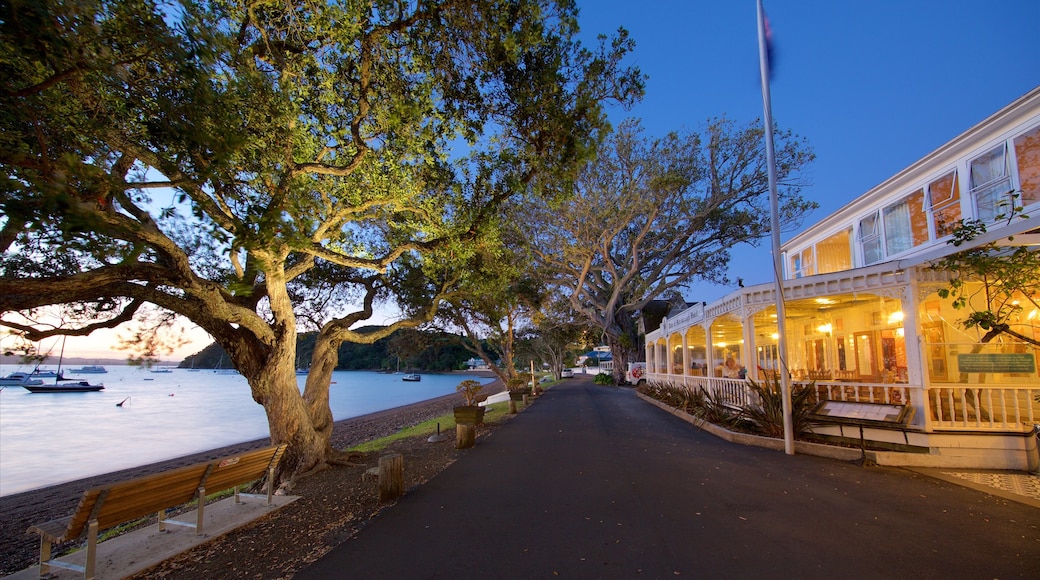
[578,0,1040,302]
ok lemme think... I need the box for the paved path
[305,376,1040,579]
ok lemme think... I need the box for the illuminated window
[883,189,929,256]
[1014,125,1040,207]
[858,211,883,265]
[928,170,961,237]
[970,144,1012,222]
[815,228,852,274]
[789,249,808,278]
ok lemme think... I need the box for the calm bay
[0,367,493,497]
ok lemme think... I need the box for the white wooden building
[644,87,1040,470]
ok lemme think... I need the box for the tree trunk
[250,338,328,488]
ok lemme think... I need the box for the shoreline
[0,372,502,575]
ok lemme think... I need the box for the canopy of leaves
[0,0,643,363]
[519,118,815,369]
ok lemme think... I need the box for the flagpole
[757,0,795,455]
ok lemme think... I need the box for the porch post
[904,274,931,431]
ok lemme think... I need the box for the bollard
[378,453,404,502]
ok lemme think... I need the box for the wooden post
[456,423,476,449]
[508,399,517,414]
[378,453,404,502]
[522,393,530,406]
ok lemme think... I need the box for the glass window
[883,199,912,256]
[800,248,814,277]
[970,144,1012,222]
[928,170,961,237]
[1014,125,1040,207]
[816,228,852,274]
[789,250,807,278]
[883,189,930,256]
[858,211,883,265]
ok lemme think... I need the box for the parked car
[561,369,574,378]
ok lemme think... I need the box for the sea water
[0,367,493,497]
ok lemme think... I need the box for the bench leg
[267,466,276,505]
[85,519,98,580]
[158,508,166,532]
[38,537,51,577]
[196,486,205,536]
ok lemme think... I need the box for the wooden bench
[27,444,286,579]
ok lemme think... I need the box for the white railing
[647,373,753,409]
[801,381,912,406]
[927,384,1039,431]
[647,372,1040,433]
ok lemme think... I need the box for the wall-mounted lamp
[817,323,832,335]
[770,333,779,340]
[887,311,904,324]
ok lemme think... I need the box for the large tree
[0,0,642,484]
[521,118,815,382]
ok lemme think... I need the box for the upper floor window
[970,144,1013,222]
[816,228,852,274]
[789,247,814,278]
[1014,125,1040,207]
[927,170,961,237]
[858,211,883,265]
[883,189,929,256]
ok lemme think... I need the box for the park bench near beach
[27,444,287,579]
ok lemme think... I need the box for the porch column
[681,331,689,382]
[743,313,757,380]
[904,276,930,430]
[705,321,717,377]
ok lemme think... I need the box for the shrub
[740,377,817,438]
[592,372,613,385]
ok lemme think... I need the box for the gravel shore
[0,372,503,576]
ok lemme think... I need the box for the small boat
[150,368,174,374]
[25,381,104,393]
[0,372,44,387]
[71,365,108,374]
[296,368,309,375]
[31,368,59,378]
[402,374,421,382]
[26,336,104,392]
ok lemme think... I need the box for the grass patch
[348,401,512,453]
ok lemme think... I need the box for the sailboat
[213,353,239,375]
[24,336,104,392]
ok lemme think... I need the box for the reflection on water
[0,368,492,496]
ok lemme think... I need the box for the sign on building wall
[956,353,1036,374]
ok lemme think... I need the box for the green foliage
[592,372,614,385]
[930,201,1040,346]
[740,378,817,439]
[0,0,644,479]
[520,118,815,375]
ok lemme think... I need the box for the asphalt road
[304,375,1040,579]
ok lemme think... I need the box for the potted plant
[453,379,486,425]
[453,379,485,449]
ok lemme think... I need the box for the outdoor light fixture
[771,333,779,340]
[888,311,904,324]
[817,323,832,335]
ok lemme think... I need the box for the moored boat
[71,365,108,374]
[24,381,104,393]
[0,372,44,387]
[402,374,421,382]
